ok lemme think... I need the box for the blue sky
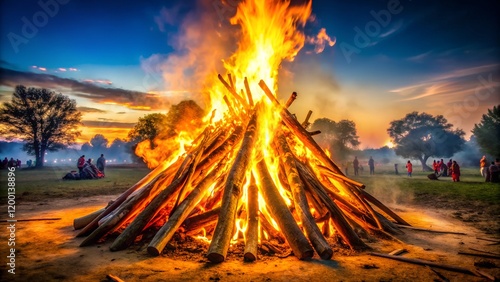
[1,0,499,148]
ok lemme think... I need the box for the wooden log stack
[74,75,409,263]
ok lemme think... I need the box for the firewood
[388,248,407,256]
[109,161,195,251]
[74,208,105,230]
[296,161,368,250]
[369,252,481,277]
[76,162,176,237]
[244,175,259,262]
[285,91,297,108]
[308,130,321,136]
[80,168,186,247]
[256,159,314,260]
[317,165,365,189]
[106,274,125,282]
[244,77,254,106]
[183,207,221,233]
[276,133,332,260]
[425,265,450,282]
[207,110,259,263]
[146,160,226,256]
[259,214,286,244]
[258,79,343,176]
[218,74,248,108]
[301,110,312,128]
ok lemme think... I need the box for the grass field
[0,164,151,201]
[1,164,498,209]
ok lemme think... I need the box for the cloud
[77,107,107,113]
[0,67,171,110]
[154,5,181,32]
[81,120,135,128]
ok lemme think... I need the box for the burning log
[244,176,259,262]
[184,207,220,235]
[276,133,332,259]
[285,91,297,108]
[74,208,105,230]
[256,159,314,260]
[207,110,259,263]
[146,161,226,255]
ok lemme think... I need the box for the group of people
[346,156,376,176]
[63,154,106,180]
[479,156,500,183]
[405,159,461,181]
[0,157,22,169]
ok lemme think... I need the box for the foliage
[127,113,168,148]
[0,86,81,167]
[387,112,465,170]
[472,105,500,157]
[310,118,360,161]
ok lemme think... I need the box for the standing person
[406,160,413,177]
[451,160,461,182]
[432,160,439,175]
[97,154,106,176]
[368,156,375,175]
[440,159,448,177]
[77,155,86,174]
[394,163,399,175]
[353,156,359,176]
[480,156,488,178]
[447,159,453,176]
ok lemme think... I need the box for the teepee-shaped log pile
[74,76,410,263]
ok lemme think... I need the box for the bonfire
[74,0,410,263]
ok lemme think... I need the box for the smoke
[140,0,238,109]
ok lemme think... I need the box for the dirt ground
[0,195,499,282]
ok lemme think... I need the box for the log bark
[285,91,297,108]
[74,208,105,230]
[296,161,368,250]
[76,162,175,237]
[79,172,174,246]
[301,110,312,128]
[244,175,259,262]
[457,251,500,260]
[276,134,332,260]
[183,207,221,233]
[218,74,248,108]
[146,162,224,256]
[244,77,254,106]
[108,164,192,251]
[207,111,259,263]
[256,159,314,260]
[258,79,343,176]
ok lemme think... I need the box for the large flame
[138,0,316,242]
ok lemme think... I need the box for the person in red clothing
[77,155,86,174]
[451,160,461,182]
[480,155,488,178]
[406,160,413,177]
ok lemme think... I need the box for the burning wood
[75,78,409,263]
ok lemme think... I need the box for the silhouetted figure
[368,157,375,175]
[97,154,106,176]
[353,156,359,176]
[394,163,399,175]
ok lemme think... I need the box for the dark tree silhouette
[387,112,465,171]
[128,113,168,149]
[472,105,500,157]
[310,118,360,161]
[0,86,81,167]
